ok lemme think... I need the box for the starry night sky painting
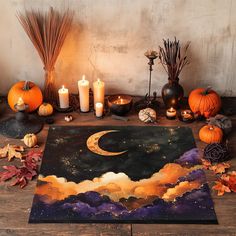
[29,126,218,224]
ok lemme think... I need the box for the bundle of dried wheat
[17,7,73,104]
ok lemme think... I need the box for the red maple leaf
[0,150,42,188]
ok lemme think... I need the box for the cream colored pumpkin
[38,103,53,116]
[23,134,38,148]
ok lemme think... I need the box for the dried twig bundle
[17,7,73,104]
[159,37,190,81]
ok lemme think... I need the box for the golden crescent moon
[86,130,127,156]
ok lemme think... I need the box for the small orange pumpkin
[188,87,221,118]
[8,81,43,112]
[199,125,223,144]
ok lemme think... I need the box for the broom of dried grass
[17,7,73,104]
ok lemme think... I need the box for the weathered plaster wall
[0,0,235,96]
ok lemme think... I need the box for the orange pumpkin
[199,125,223,144]
[188,87,221,118]
[8,81,43,112]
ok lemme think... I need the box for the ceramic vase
[161,78,184,108]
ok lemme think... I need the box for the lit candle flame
[17,97,24,105]
[82,75,85,81]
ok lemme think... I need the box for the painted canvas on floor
[29,126,218,223]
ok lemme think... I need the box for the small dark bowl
[107,95,133,116]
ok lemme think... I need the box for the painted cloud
[36,162,202,204]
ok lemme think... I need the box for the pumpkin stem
[23,81,31,91]
[203,86,212,95]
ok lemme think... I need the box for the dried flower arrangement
[17,7,73,105]
[159,37,190,81]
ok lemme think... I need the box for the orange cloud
[162,181,201,201]
[36,163,202,203]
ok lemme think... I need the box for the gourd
[8,81,43,112]
[188,87,221,118]
[199,125,223,144]
[23,134,38,148]
[38,103,53,116]
[138,108,157,123]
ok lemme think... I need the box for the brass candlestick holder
[0,103,43,139]
[134,50,159,111]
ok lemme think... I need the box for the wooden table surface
[0,98,235,236]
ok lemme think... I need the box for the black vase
[161,78,184,108]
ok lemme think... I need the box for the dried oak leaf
[0,165,20,181]
[209,162,231,174]
[0,144,24,161]
[0,150,42,188]
[212,181,231,196]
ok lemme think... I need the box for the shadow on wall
[0,58,13,96]
[55,21,86,91]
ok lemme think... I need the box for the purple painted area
[176,148,202,167]
[29,185,217,223]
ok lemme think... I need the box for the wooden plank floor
[0,97,235,236]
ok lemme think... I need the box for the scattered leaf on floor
[0,144,24,161]
[0,150,42,188]
[210,162,231,174]
[201,159,212,169]
[212,181,231,196]
[221,172,236,193]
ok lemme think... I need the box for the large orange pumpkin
[8,81,43,112]
[199,125,223,144]
[188,87,221,118]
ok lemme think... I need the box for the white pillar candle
[93,78,105,108]
[78,75,90,112]
[58,85,69,109]
[95,102,103,117]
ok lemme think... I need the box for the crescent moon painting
[86,130,127,156]
[29,126,218,224]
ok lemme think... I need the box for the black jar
[161,78,184,108]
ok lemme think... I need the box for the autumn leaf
[221,173,236,193]
[201,158,212,169]
[0,165,20,181]
[212,181,231,196]
[210,162,231,174]
[0,144,24,161]
[0,150,42,188]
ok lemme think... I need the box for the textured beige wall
[0,0,235,96]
